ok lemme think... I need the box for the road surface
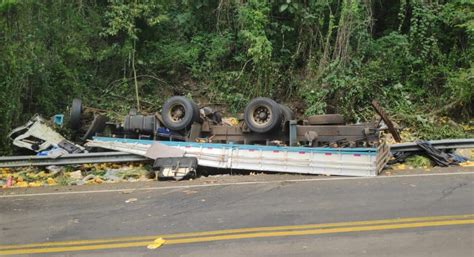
[1,170,473,256]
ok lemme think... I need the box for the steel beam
[390,139,474,152]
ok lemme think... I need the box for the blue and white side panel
[89,137,390,177]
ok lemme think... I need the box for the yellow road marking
[165,219,474,245]
[0,242,150,256]
[0,219,473,255]
[1,213,473,250]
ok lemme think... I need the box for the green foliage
[405,155,432,168]
[237,0,272,64]
[103,0,166,40]
[0,0,473,153]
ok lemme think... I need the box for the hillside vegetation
[0,0,473,154]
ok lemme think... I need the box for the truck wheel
[191,101,202,123]
[244,97,282,133]
[279,104,295,122]
[70,98,82,130]
[161,96,197,131]
[307,114,345,125]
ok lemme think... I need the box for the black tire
[70,98,82,130]
[307,114,345,125]
[191,101,202,123]
[279,104,295,122]
[212,112,222,124]
[244,97,282,133]
[161,96,197,130]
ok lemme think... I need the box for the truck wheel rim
[169,104,186,122]
[250,105,272,128]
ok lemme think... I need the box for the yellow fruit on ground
[28,181,43,187]
[47,178,57,185]
[392,164,406,170]
[15,181,28,188]
[460,161,474,167]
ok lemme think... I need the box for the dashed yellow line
[0,214,473,255]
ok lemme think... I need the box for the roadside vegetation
[0,0,472,154]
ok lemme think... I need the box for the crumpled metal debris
[389,140,469,168]
[8,115,85,154]
[415,140,467,167]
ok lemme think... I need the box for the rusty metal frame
[371,100,401,142]
[191,120,379,146]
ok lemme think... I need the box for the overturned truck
[77,96,382,147]
[78,96,391,179]
[7,96,391,179]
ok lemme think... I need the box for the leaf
[279,4,288,12]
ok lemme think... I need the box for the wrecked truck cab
[8,114,85,154]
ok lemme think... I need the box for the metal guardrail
[0,152,149,168]
[2,139,471,169]
[390,139,474,152]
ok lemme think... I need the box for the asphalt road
[1,170,474,256]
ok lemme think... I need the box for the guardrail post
[289,120,297,146]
